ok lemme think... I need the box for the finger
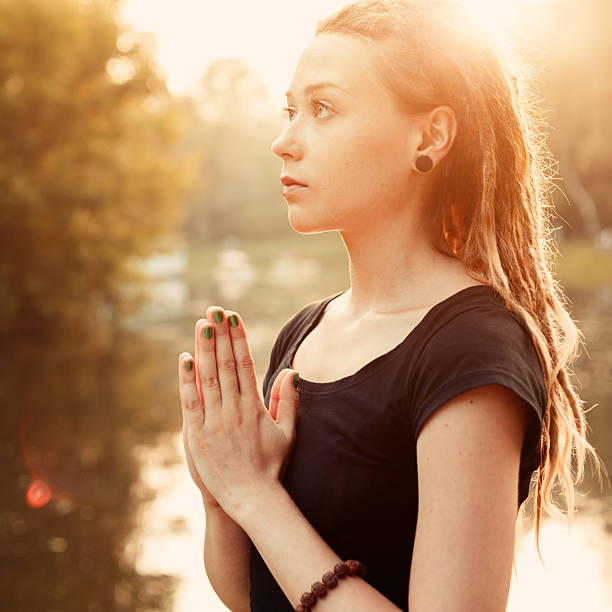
[178,352,205,434]
[223,310,259,401]
[194,319,205,406]
[269,369,292,422]
[206,306,240,407]
[195,317,222,418]
[275,368,300,445]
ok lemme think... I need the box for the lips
[282,183,307,195]
[280,175,307,187]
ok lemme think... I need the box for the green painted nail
[203,326,212,339]
[292,372,299,388]
[213,310,224,323]
[185,360,193,372]
[228,314,239,328]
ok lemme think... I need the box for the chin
[287,207,335,235]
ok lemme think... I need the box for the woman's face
[271,32,421,235]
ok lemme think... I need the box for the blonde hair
[315,0,607,566]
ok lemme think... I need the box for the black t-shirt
[249,285,547,611]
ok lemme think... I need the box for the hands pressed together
[178,306,300,520]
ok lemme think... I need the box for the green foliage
[520,0,612,235]
[181,58,291,244]
[0,0,198,335]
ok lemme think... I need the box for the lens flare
[26,479,52,508]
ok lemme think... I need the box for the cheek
[316,120,401,197]
[346,124,397,182]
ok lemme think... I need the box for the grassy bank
[554,240,612,290]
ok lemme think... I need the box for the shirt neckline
[284,284,497,394]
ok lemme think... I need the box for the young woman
[177,1,604,610]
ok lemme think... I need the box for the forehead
[286,32,383,99]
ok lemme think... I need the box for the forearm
[203,499,251,612]
[233,484,403,612]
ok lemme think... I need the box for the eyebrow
[284,81,349,98]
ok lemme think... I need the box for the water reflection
[509,502,612,610]
[126,434,231,612]
[213,236,256,302]
[267,250,321,288]
[3,325,179,611]
[213,247,256,302]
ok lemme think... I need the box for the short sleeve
[409,308,548,475]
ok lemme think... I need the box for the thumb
[275,369,300,444]
[269,369,292,422]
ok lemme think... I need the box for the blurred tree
[183,58,293,244]
[520,0,612,241]
[0,4,199,609]
[0,0,198,339]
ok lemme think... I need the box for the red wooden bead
[333,562,349,578]
[300,591,316,608]
[321,571,338,588]
[311,581,328,598]
[294,560,367,611]
[345,559,367,578]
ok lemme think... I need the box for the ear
[414,105,457,167]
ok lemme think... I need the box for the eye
[279,105,295,121]
[279,99,332,122]
[312,100,332,118]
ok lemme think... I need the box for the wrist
[230,481,287,528]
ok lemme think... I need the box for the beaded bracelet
[295,559,367,611]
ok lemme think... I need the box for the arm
[233,485,404,611]
[409,384,529,612]
[203,499,251,612]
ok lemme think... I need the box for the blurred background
[1,0,611,610]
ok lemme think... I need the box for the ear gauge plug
[415,154,434,173]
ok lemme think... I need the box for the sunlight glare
[458,0,554,49]
[120,0,554,104]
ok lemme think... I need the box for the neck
[336,213,466,319]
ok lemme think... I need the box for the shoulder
[416,291,541,373]
[407,290,547,463]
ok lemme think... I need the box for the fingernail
[185,360,193,372]
[203,326,213,339]
[213,310,224,323]
[292,372,299,388]
[228,314,239,328]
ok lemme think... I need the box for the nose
[271,125,302,161]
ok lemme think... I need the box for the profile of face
[271,32,451,236]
